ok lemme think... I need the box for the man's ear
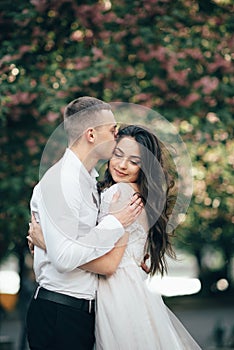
[85,128,95,143]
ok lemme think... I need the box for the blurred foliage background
[0,0,233,296]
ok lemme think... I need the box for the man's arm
[31,183,142,273]
[72,232,129,276]
[28,214,128,276]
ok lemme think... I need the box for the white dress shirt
[30,148,124,300]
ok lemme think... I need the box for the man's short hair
[64,96,111,144]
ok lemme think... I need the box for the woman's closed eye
[113,152,141,167]
[113,150,123,158]
[129,158,141,166]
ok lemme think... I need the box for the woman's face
[109,136,141,183]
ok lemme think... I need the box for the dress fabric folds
[95,183,202,350]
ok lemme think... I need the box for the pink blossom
[99,31,112,40]
[7,92,37,106]
[46,112,59,122]
[92,47,104,60]
[115,17,124,25]
[138,50,151,62]
[0,53,21,65]
[179,93,200,107]
[184,48,204,60]
[207,54,232,74]
[123,14,137,26]
[75,58,91,70]
[152,77,168,92]
[125,66,135,75]
[89,74,104,83]
[57,91,69,98]
[19,45,32,54]
[142,0,167,15]
[135,93,149,100]
[201,25,216,40]
[206,112,220,123]
[194,76,219,94]
[70,31,84,42]
[168,69,189,86]
[225,97,234,106]
[113,31,127,41]
[150,46,167,62]
[104,81,118,90]
[131,37,143,46]
[204,96,217,107]
[32,26,45,37]
[30,0,47,12]
[104,12,118,23]
[133,93,153,108]
[26,139,36,148]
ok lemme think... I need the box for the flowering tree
[0,0,233,292]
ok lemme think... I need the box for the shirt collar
[65,148,99,186]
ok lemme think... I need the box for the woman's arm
[79,232,129,276]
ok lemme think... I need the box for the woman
[28,125,201,349]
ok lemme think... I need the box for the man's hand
[110,192,144,228]
[27,213,47,252]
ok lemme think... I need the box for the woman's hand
[141,254,150,274]
[27,231,35,255]
[110,191,143,228]
[27,213,47,252]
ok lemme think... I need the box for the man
[26,96,142,350]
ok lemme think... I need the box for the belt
[34,287,95,314]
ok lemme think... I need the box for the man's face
[94,110,117,160]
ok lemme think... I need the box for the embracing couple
[26,96,202,349]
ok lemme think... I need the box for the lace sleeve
[99,183,148,265]
[98,184,119,221]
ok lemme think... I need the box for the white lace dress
[95,183,202,350]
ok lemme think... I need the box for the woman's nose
[119,158,128,168]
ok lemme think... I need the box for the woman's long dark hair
[98,125,177,276]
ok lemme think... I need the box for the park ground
[0,293,234,350]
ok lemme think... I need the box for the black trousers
[26,296,95,350]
